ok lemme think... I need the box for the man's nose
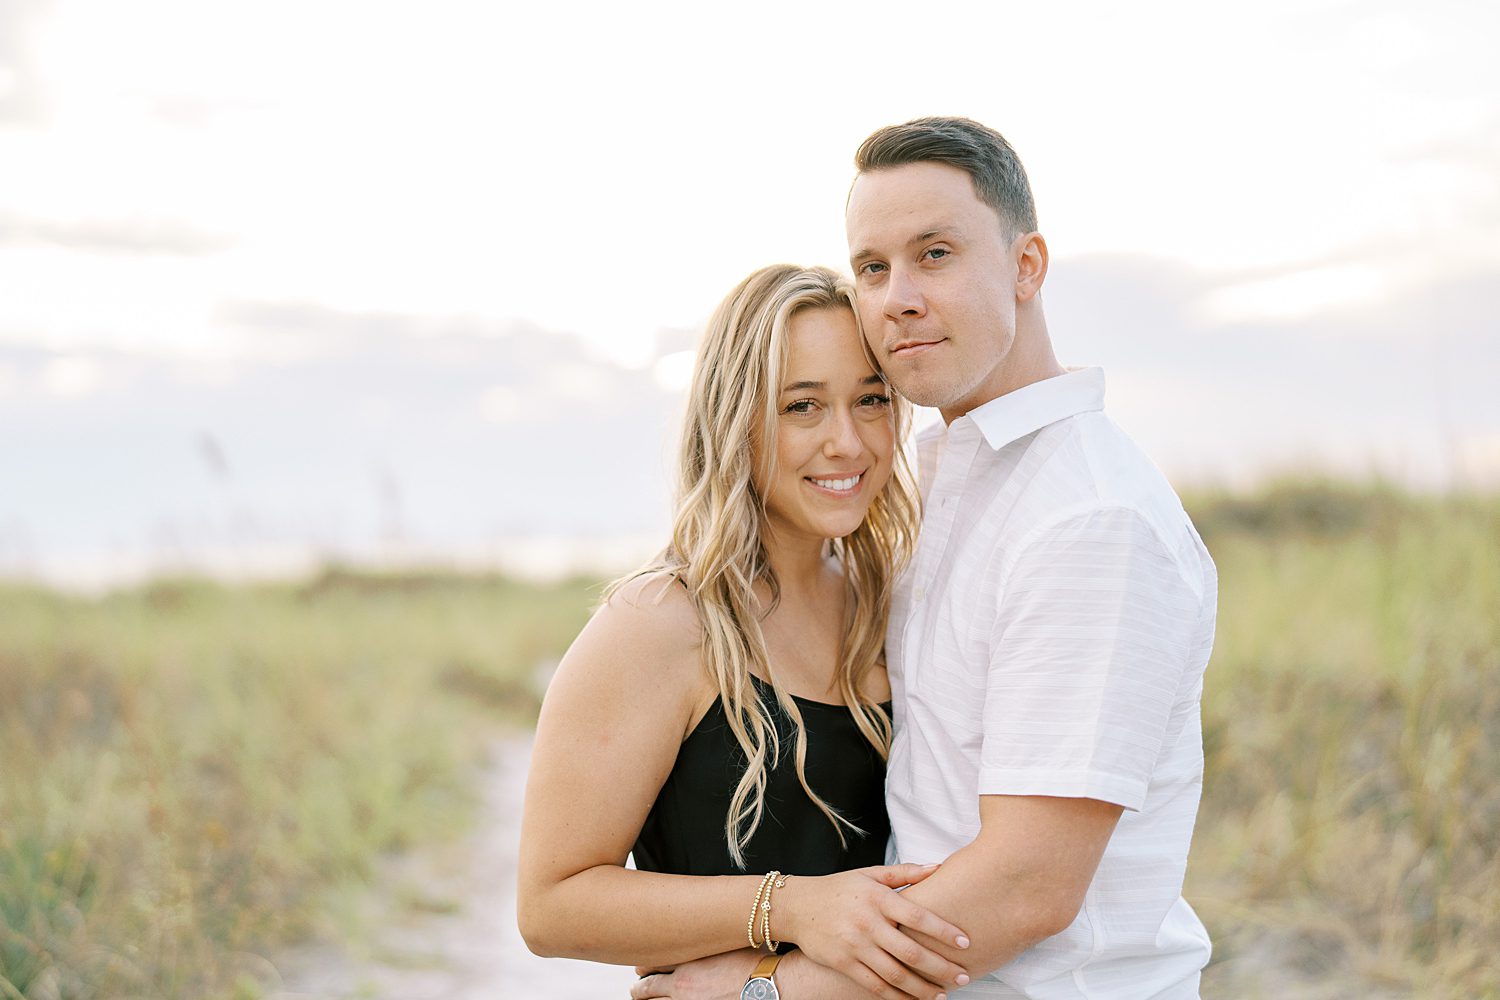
[883,267,925,320]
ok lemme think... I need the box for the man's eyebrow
[850,227,960,264]
[909,227,963,248]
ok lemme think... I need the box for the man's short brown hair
[855,116,1038,237]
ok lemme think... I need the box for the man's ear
[1015,232,1049,302]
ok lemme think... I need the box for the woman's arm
[516,575,971,998]
[517,574,753,966]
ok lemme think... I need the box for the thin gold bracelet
[760,872,788,951]
[747,871,777,950]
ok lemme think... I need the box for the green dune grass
[0,570,597,999]
[1183,483,1500,998]
[1,481,1496,998]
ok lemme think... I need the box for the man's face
[846,161,1021,420]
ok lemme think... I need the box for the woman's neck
[759,527,836,608]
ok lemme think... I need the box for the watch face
[741,978,778,1000]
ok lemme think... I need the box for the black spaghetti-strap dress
[632,673,892,876]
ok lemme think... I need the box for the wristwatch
[740,951,785,1000]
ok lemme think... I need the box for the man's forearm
[895,795,1123,980]
[773,846,1054,999]
[893,839,1064,979]
[775,949,880,1000]
[770,795,1121,997]
[768,838,1057,999]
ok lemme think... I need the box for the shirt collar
[962,366,1106,450]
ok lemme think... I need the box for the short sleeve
[978,506,1201,811]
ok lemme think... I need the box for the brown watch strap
[750,952,784,981]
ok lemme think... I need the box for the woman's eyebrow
[781,375,886,393]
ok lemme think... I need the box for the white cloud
[652,350,695,394]
[479,385,523,424]
[1191,265,1390,328]
[5,0,1491,367]
[0,245,225,356]
[40,355,104,397]
[541,362,615,402]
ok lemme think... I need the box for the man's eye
[859,262,887,276]
[923,247,950,261]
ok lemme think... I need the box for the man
[634,117,1216,999]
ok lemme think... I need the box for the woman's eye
[782,399,818,415]
[859,393,892,408]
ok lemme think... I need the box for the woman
[517,265,971,1000]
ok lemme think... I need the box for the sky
[2,0,1498,587]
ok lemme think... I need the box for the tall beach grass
[1184,481,1500,998]
[0,569,596,999]
[1,481,1496,997]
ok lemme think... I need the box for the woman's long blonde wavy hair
[608,264,921,868]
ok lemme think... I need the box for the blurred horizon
[6,257,1498,591]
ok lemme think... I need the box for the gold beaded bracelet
[760,872,788,951]
[746,871,778,950]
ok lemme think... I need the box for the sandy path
[269,733,637,999]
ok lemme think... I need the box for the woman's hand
[772,863,971,1000]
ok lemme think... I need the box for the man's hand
[630,949,760,1000]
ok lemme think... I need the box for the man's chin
[890,378,964,411]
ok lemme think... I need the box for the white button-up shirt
[886,367,1216,999]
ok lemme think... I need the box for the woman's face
[755,306,896,546]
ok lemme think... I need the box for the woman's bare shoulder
[554,571,704,697]
[593,571,701,647]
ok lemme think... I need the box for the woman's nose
[824,409,862,457]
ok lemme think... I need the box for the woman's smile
[804,471,865,498]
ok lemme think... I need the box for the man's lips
[889,338,943,359]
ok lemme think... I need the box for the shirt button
[914,586,926,602]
